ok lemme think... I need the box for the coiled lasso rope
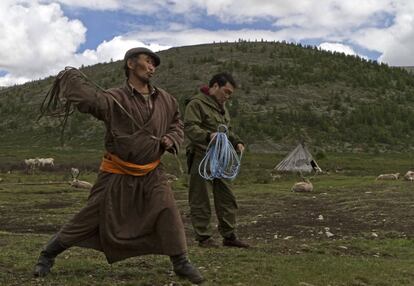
[199,124,242,180]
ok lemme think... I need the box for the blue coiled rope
[199,125,242,180]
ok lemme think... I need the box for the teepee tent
[274,143,321,173]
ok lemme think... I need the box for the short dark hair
[123,55,139,78]
[209,72,237,88]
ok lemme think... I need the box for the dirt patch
[1,177,413,247]
[238,197,365,240]
[236,193,413,242]
[0,218,60,234]
[0,199,74,234]
[174,185,414,248]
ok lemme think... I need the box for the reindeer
[403,171,414,181]
[376,173,400,180]
[69,167,92,189]
[291,171,313,192]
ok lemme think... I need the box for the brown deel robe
[55,69,186,263]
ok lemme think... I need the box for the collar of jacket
[123,80,159,99]
[193,85,226,114]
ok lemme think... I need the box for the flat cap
[124,47,161,67]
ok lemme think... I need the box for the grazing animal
[291,178,313,192]
[70,179,93,189]
[24,158,40,174]
[403,171,414,181]
[69,168,91,189]
[325,227,334,238]
[38,158,54,167]
[71,168,80,179]
[376,173,400,180]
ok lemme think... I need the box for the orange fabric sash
[100,152,160,176]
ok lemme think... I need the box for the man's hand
[210,132,218,141]
[161,136,174,150]
[236,143,245,154]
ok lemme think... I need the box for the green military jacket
[184,90,243,156]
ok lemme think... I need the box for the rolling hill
[1,41,414,153]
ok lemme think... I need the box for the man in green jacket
[184,72,249,248]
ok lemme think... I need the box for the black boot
[33,235,67,277]
[223,233,250,248]
[170,254,205,284]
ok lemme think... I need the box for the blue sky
[1,0,413,86]
[62,7,140,51]
[63,6,290,52]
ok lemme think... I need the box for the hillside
[1,41,414,153]
[402,66,414,74]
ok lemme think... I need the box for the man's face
[211,82,234,105]
[128,54,156,83]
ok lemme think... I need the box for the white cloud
[41,0,120,10]
[318,42,360,57]
[0,1,169,86]
[48,0,394,31]
[351,3,414,65]
[128,28,287,47]
[0,1,86,81]
[3,0,414,86]
[0,73,31,87]
[117,0,414,66]
[70,36,171,67]
[43,0,183,13]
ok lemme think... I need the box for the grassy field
[0,151,413,285]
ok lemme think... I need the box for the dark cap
[124,47,161,67]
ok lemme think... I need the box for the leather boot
[33,235,67,277]
[223,233,250,248]
[198,237,219,248]
[170,254,205,284]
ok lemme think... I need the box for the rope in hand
[37,67,76,145]
[38,66,160,144]
[198,124,242,180]
[38,67,183,175]
[38,67,115,145]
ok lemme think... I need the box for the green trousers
[188,155,238,241]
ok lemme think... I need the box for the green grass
[1,233,414,286]
[0,151,414,285]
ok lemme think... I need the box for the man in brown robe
[33,47,204,284]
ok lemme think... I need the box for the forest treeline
[1,41,414,152]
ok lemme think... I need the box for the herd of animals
[20,157,92,189]
[288,170,414,193]
[13,158,414,192]
[24,157,54,171]
[19,157,179,190]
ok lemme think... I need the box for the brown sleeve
[163,95,184,154]
[58,68,112,121]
